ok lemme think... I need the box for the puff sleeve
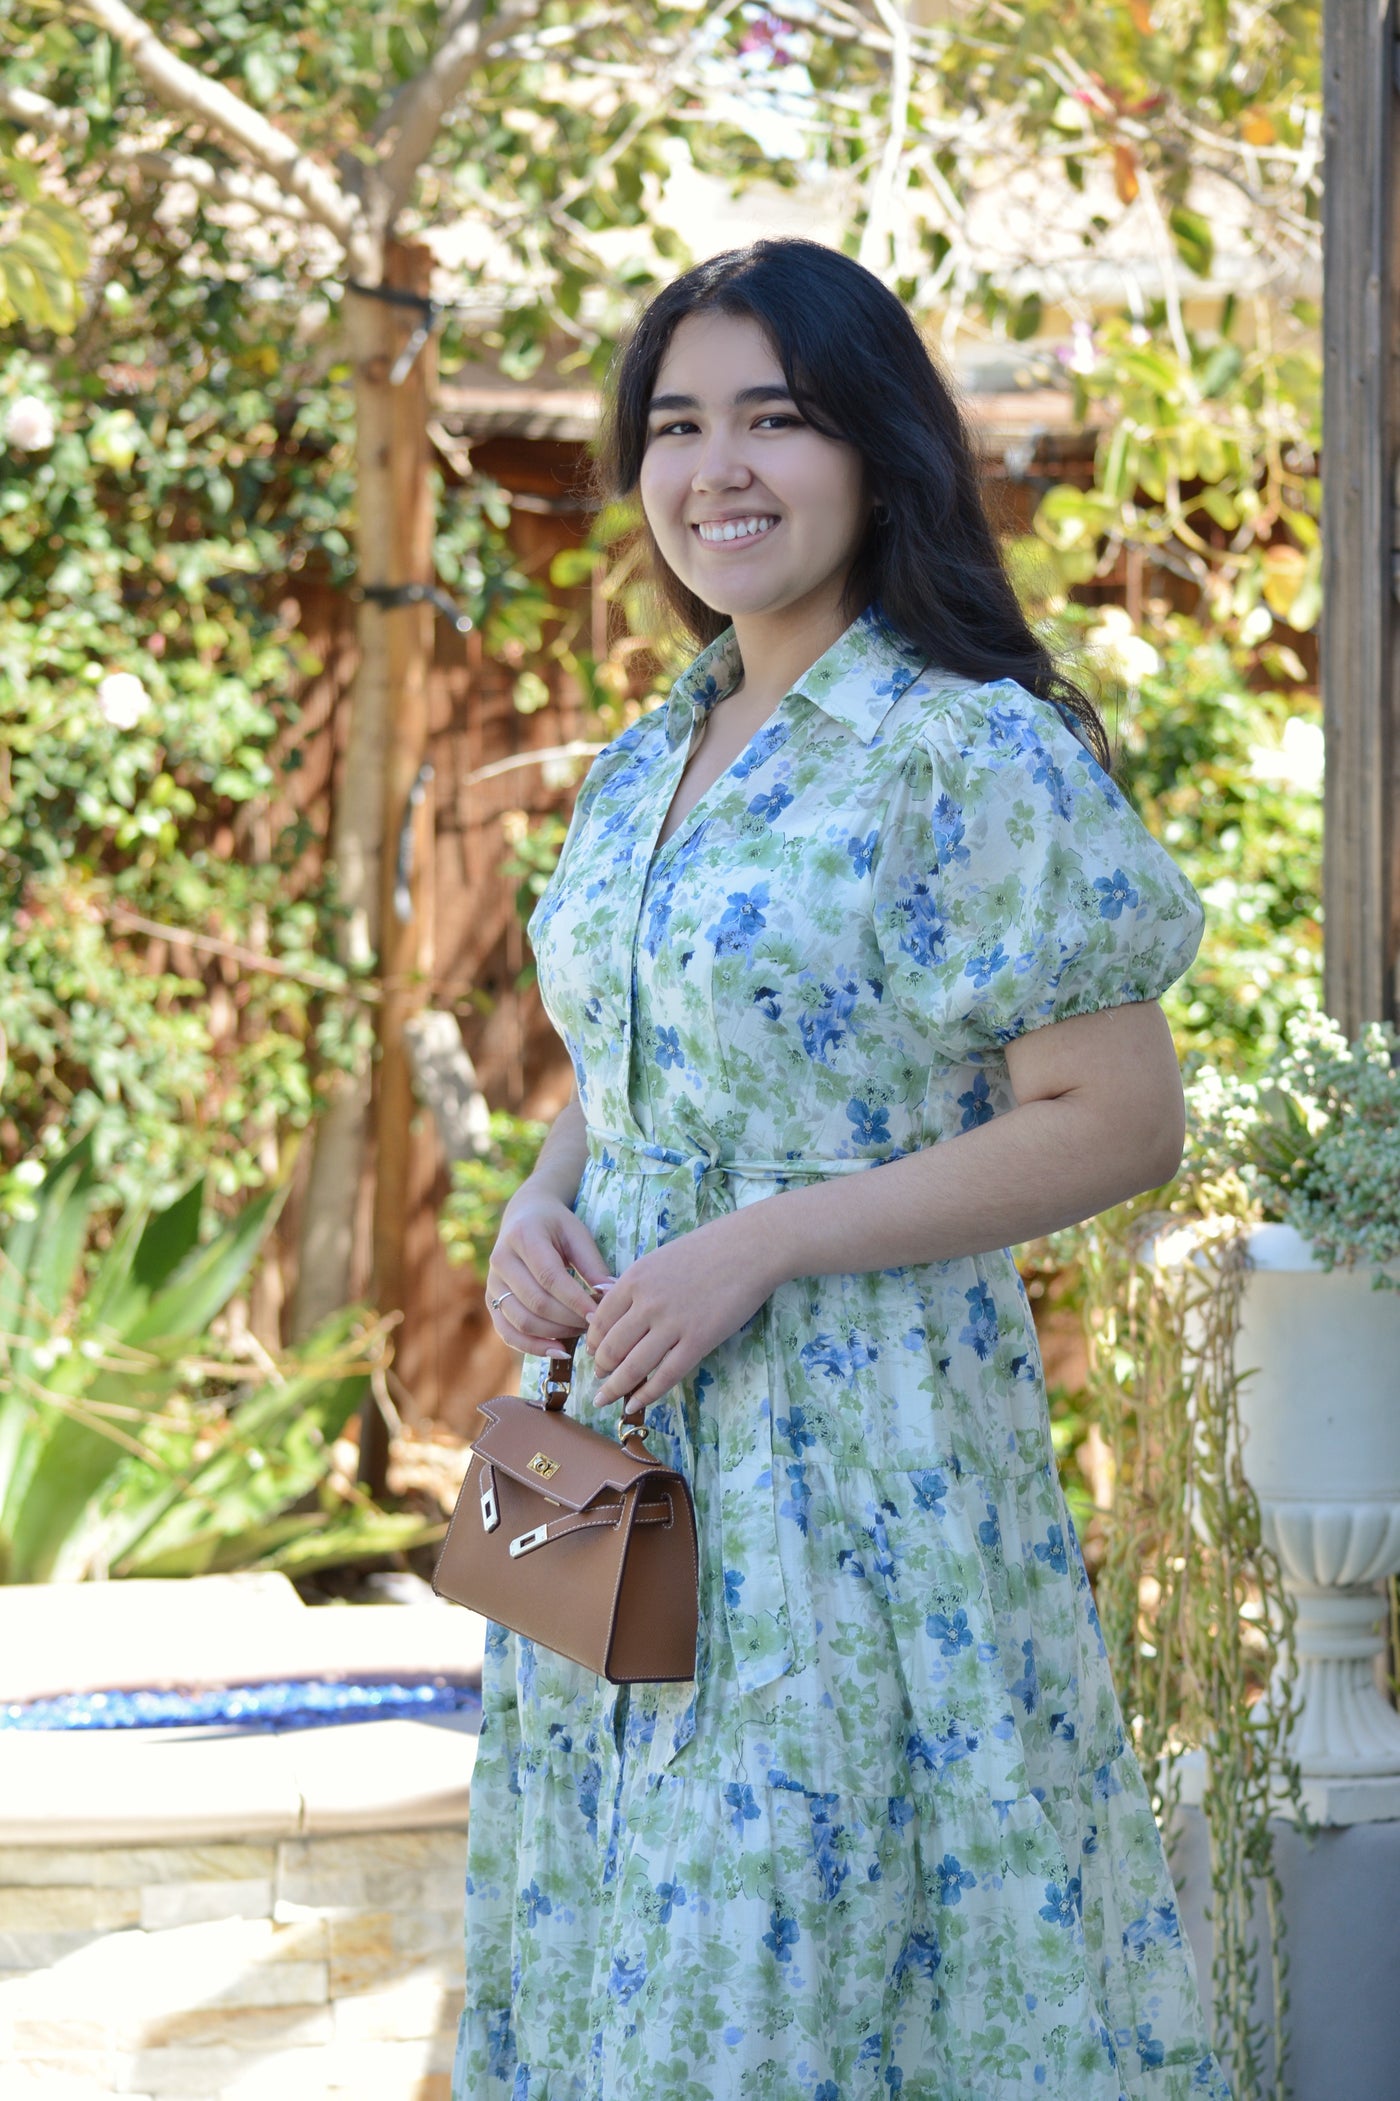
[870,680,1205,1057]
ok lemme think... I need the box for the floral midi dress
[457,608,1231,2101]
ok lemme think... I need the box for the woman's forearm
[510,1088,589,1214]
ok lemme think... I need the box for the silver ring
[489,1289,514,1313]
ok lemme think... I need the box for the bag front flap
[472,1398,674,1513]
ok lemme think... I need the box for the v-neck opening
[646,694,791,887]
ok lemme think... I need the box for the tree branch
[492,1,734,238]
[122,147,311,220]
[108,906,379,1002]
[62,0,358,243]
[1132,156,1194,370]
[370,0,544,228]
[858,0,913,279]
[1,80,310,224]
[0,82,89,142]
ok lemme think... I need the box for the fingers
[557,1217,616,1294]
[488,1295,570,1359]
[611,1338,689,1418]
[484,1260,577,1352]
[496,1256,598,1333]
[593,1325,686,1410]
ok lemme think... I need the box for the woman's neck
[726,588,855,714]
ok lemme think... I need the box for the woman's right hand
[485,1187,615,1357]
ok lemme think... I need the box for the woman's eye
[650,419,698,438]
[755,414,801,430]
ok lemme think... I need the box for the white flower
[95,671,149,730]
[4,395,56,451]
[1150,1224,1207,1274]
[1248,716,1325,795]
[1067,320,1097,375]
[1085,605,1162,686]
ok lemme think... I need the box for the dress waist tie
[583,1126,897,1697]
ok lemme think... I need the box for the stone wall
[0,1826,468,2100]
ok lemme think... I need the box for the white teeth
[696,517,777,544]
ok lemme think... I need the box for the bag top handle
[533,1326,655,1457]
[537,1338,576,1412]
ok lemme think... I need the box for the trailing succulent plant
[1182,1002,1400,1283]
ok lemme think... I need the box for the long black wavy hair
[596,238,1109,770]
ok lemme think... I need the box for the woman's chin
[682,579,804,622]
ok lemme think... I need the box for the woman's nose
[691,435,752,492]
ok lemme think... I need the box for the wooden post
[362,235,438,1493]
[289,247,401,1345]
[1321,0,1400,1033]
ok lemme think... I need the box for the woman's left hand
[586,1211,780,1419]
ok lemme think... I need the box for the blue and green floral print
[457,607,1229,2101]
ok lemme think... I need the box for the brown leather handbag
[432,1338,699,1684]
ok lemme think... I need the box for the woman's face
[638,310,869,631]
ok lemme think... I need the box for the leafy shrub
[0,340,368,1206]
[0,1135,435,1582]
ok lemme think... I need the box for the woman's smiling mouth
[693,515,779,544]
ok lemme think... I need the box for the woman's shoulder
[876,673,1102,783]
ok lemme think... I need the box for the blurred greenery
[0,322,372,1207]
[0,1133,435,1583]
[1071,605,1322,1076]
[438,1109,550,1284]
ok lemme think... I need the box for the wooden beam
[363,236,438,1490]
[1321,0,1400,1031]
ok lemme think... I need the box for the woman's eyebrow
[647,383,796,413]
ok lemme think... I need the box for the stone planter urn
[1231,1222,1400,1787]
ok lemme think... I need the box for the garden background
[0,5,1331,2089]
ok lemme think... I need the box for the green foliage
[1031,313,1321,637]
[0,319,371,1204]
[500,812,570,935]
[0,154,88,333]
[0,1134,434,1582]
[0,0,811,1212]
[92,1305,432,1581]
[438,1110,550,1282]
[1060,603,1324,1074]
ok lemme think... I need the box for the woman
[460,240,1229,2101]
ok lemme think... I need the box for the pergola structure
[1322,5,1400,1033]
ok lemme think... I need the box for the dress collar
[662,605,943,752]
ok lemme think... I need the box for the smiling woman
[635,309,876,854]
[458,241,1227,2101]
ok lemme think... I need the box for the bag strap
[505,1487,675,1561]
[531,1329,656,1460]
[535,1340,576,1413]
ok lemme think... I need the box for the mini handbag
[432,1336,699,1684]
